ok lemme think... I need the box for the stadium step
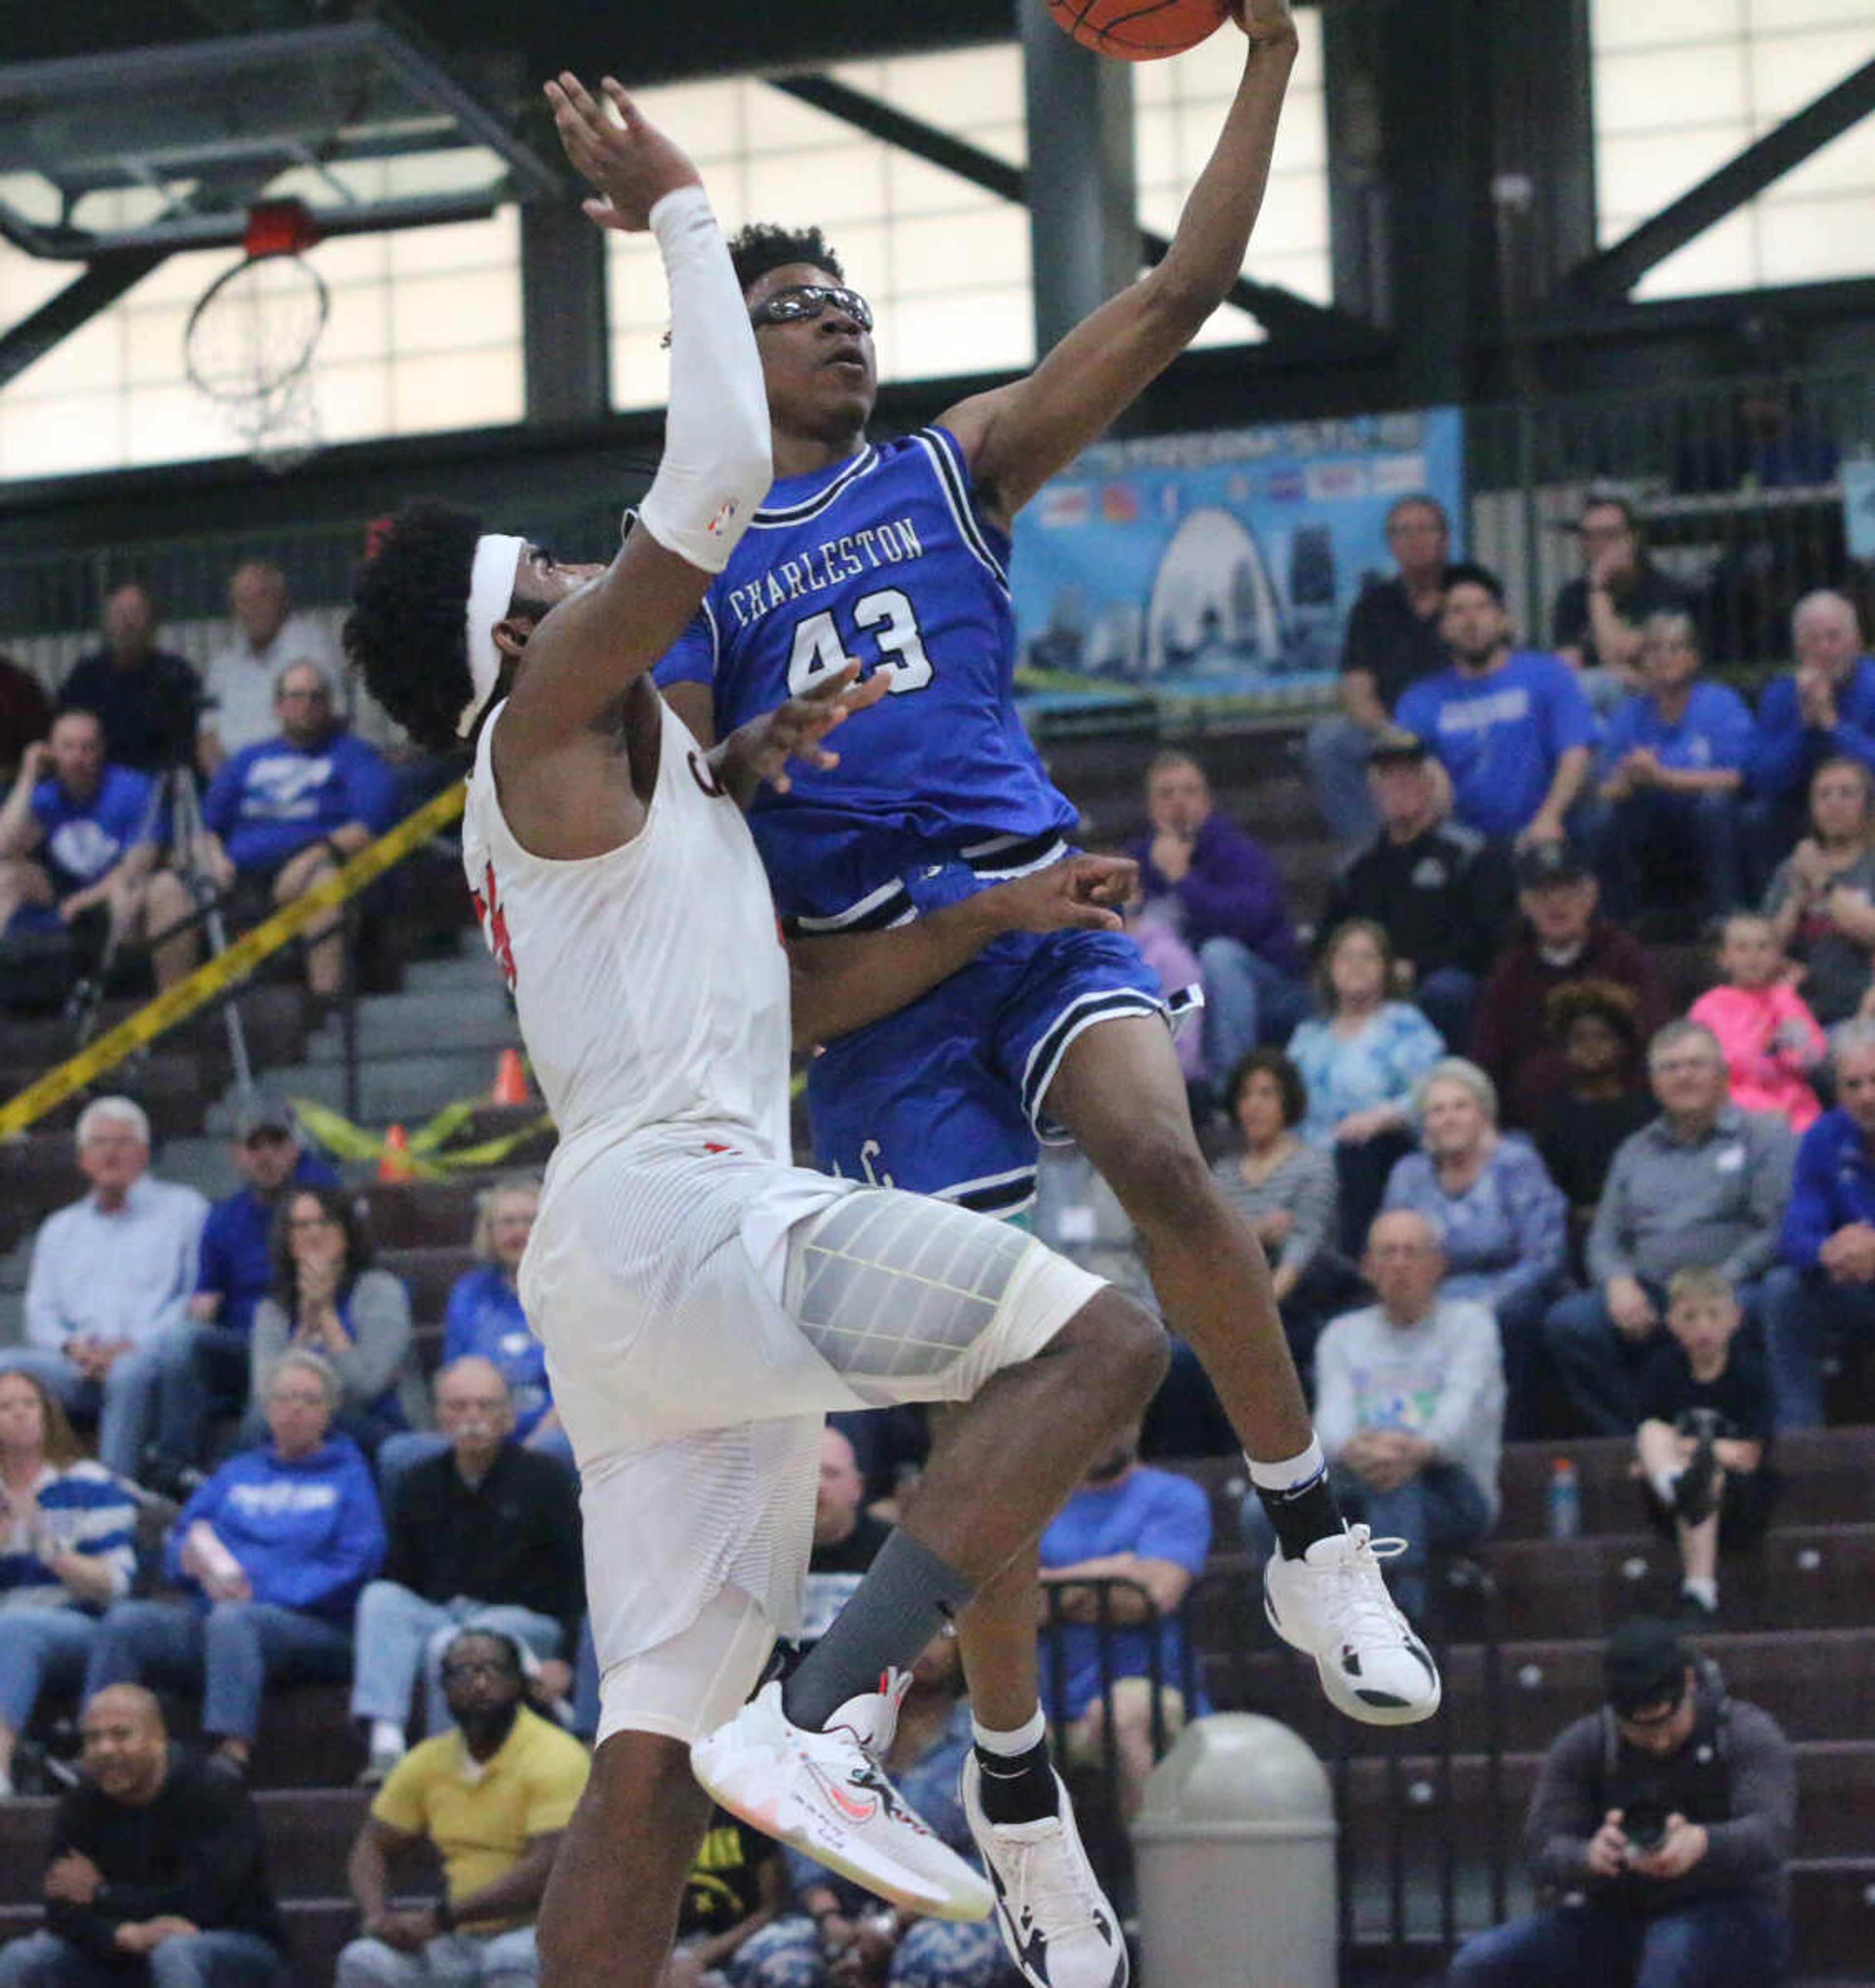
[302,987,516,1064]
[1191,1521,1875,1649]
[1332,1739,1875,1864]
[1206,1627,1875,1758]
[1164,1429,1875,1549]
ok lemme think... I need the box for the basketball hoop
[185,200,330,474]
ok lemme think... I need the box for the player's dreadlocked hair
[343,499,486,756]
[727,222,845,296]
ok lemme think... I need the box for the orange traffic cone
[377,1124,414,1182]
[491,1047,529,1106]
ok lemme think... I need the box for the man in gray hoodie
[1447,1615,1794,1987]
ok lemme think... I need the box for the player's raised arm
[494,77,772,761]
[343,79,770,793]
[940,0,1297,526]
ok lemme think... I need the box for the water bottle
[1546,1457,1581,1541]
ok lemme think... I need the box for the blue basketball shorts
[805,922,1183,1217]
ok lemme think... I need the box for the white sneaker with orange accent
[691,1675,994,1920]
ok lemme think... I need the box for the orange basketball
[1047,0,1232,62]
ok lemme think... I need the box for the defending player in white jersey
[345,75,1172,1988]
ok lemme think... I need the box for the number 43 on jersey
[786,587,933,697]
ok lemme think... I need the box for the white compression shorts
[524,1133,1108,1741]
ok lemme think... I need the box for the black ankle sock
[1258,1465,1346,1561]
[974,1739,1057,1825]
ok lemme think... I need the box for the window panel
[1593,0,1745,53]
[319,361,394,443]
[883,288,1031,380]
[389,270,521,353]
[1773,118,1875,198]
[752,147,889,226]
[317,284,393,365]
[891,209,1029,293]
[1597,123,1751,225]
[123,305,193,387]
[1750,29,1875,116]
[0,394,120,478]
[1595,10,1875,293]
[1749,0,1875,31]
[126,384,221,466]
[390,345,522,433]
[1630,209,1760,298]
[385,211,519,278]
[1757,193,1875,280]
[1596,45,1750,132]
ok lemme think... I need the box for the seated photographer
[200,659,396,999]
[1635,1269,1776,1626]
[0,710,196,991]
[1448,1616,1794,1988]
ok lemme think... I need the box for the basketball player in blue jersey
[645,7,1441,1979]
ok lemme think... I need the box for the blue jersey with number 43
[654,426,1076,930]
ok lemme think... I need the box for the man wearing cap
[1316,728,1517,1050]
[1396,566,1596,848]
[1306,494,1465,852]
[1448,1615,1794,1988]
[199,659,397,1000]
[1473,842,1669,1130]
[144,1093,342,1491]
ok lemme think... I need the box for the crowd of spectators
[0,562,405,1015]
[0,495,1868,1985]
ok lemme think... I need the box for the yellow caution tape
[289,1093,554,1180]
[0,781,468,1143]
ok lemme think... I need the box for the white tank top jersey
[461,695,794,1165]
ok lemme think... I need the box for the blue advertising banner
[1011,406,1466,718]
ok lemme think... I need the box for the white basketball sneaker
[961,1754,1128,1988]
[1263,1525,1442,1725]
[691,1675,994,1921]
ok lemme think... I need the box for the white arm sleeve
[635,185,773,575]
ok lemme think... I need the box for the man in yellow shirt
[336,1629,588,1985]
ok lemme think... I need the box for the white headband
[457,534,527,739]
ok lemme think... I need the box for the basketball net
[185,200,330,475]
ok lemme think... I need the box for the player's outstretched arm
[496,77,771,770]
[788,854,1138,1047]
[940,0,1297,526]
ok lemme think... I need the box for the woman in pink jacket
[1688,912,1827,1130]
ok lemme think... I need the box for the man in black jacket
[0,1684,287,1987]
[1447,1616,1793,1988]
[349,1358,584,1786]
[1316,728,1516,1050]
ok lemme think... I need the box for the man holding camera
[1447,1615,1794,1988]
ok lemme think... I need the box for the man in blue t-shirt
[0,708,197,988]
[1037,1428,1211,1821]
[202,660,397,997]
[1586,607,1752,926]
[145,1092,342,1493]
[1396,566,1596,846]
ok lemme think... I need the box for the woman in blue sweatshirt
[85,1348,384,1778]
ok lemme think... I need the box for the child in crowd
[1688,913,1826,1131]
[1533,979,1654,1256]
[1636,1265,1777,1624]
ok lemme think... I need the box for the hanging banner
[1011,406,1467,720]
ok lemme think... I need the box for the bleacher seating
[4,721,1874,1985]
